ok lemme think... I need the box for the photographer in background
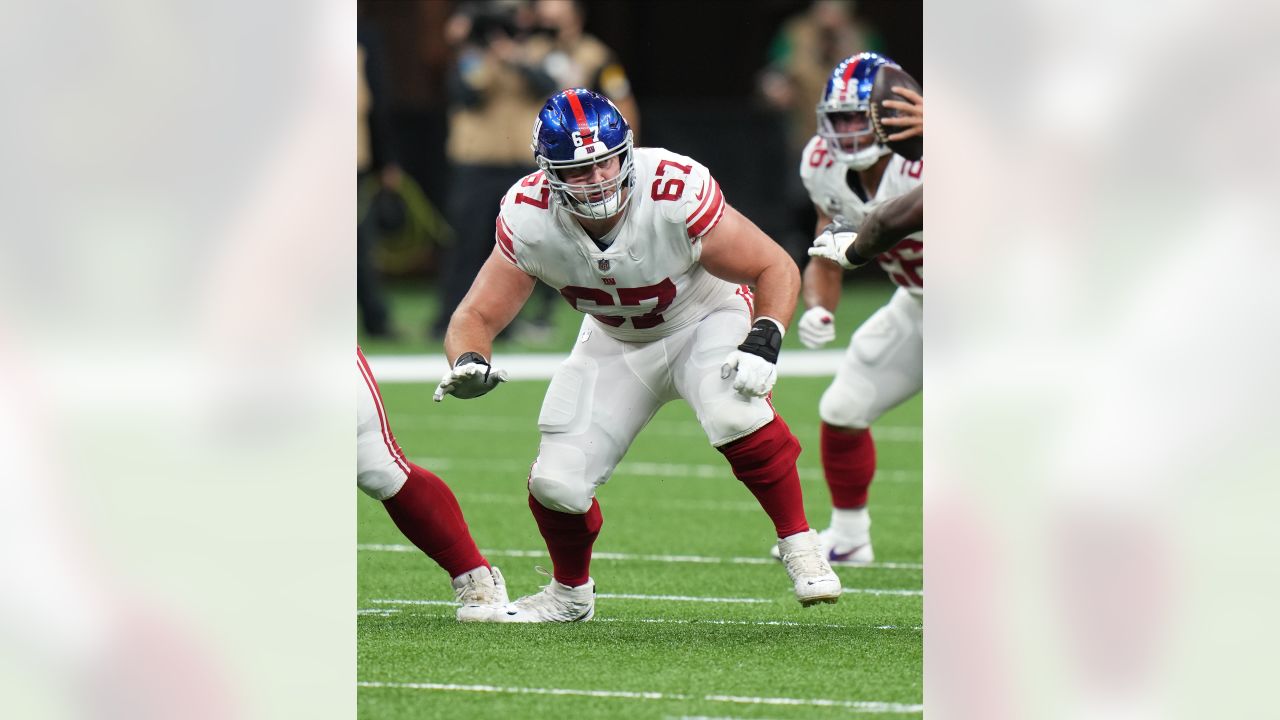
[432,0,557,341]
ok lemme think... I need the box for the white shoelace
[455,573,500,604]
[782,546,831,579]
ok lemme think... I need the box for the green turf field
[358,282,921,718]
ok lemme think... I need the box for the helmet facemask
[817,106,890,170]
[538,131,636,221]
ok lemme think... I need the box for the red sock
[528,495,602,587]
[718,416,810,538]
[821,423,876,508]
[382,462,488,578]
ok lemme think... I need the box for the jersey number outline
[809,142,834,168]
[650,159,692,202]
[559,278,678,330]
[515,171,550,209]
[879,238,923,288]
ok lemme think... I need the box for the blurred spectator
[515,0,641,339]
[760,0,869,156]
[432,0,557,341]
[759,1,870,267]
[526,0,639,136]
[358,24,403,340]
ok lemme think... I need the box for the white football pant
[818,287,923,429]
[357,349,410,500]
[529,306,775,514]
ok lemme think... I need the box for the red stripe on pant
[718,416,810,538]
[382,462,489,579]
[821,423,876,508]
[529,495,603,588]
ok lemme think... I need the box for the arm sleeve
[494,203,539,277]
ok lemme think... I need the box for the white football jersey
[495,147,752,342]
[799,135,923,294]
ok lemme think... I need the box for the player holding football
[782,52,924,565]
[357,347,508,621]
[434,89,841,622]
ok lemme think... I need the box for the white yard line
[366,350,859,382]
[597,593,773,604]
[389,414,922,443]
[357,544,922,571]
[357,680,922,714]
[406,455,920,484]
[359,605,919,631]
[373,588,918,606]
[451,491,918,515]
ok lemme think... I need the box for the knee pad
[357,461,407,501]
[356,421,408,500]
[819,372,878,429]
[528,441,595,514]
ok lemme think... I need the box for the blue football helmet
[817,52,897,170]
[531,88,635,220]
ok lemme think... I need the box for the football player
[784,53,924,565]
[357,347,507,621]
[434,89,842,622]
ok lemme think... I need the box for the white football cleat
[452,565,509,622]
[776,530,842,606]
[770,527,875,565]
[482,577,595,623]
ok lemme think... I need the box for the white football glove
[797,306,836,349]
[721,350,778,398]
[808,226,866,270]
[433,352,509,402]
[720,318,784,398]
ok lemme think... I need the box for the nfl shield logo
[597,259,610,272]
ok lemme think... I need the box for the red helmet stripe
[839,58,860,102]
[564,91,591,136]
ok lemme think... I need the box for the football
[870,64,923,161]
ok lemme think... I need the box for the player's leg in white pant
[527,320,670,515]
[670,307,776,447]
[493,321,670,623]
[356,354,409,501]
[814,287,923,561]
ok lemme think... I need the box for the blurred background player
[434,89,841,622]
[356,347,507,620]
[810,85,925,264]
[780,52,924,565]
[758,0,869,266]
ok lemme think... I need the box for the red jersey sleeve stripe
[494,216,517,264]
[687,180,723,233]
[687,183,725,238]
[495,238,517,265]
[687,178,720,227]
